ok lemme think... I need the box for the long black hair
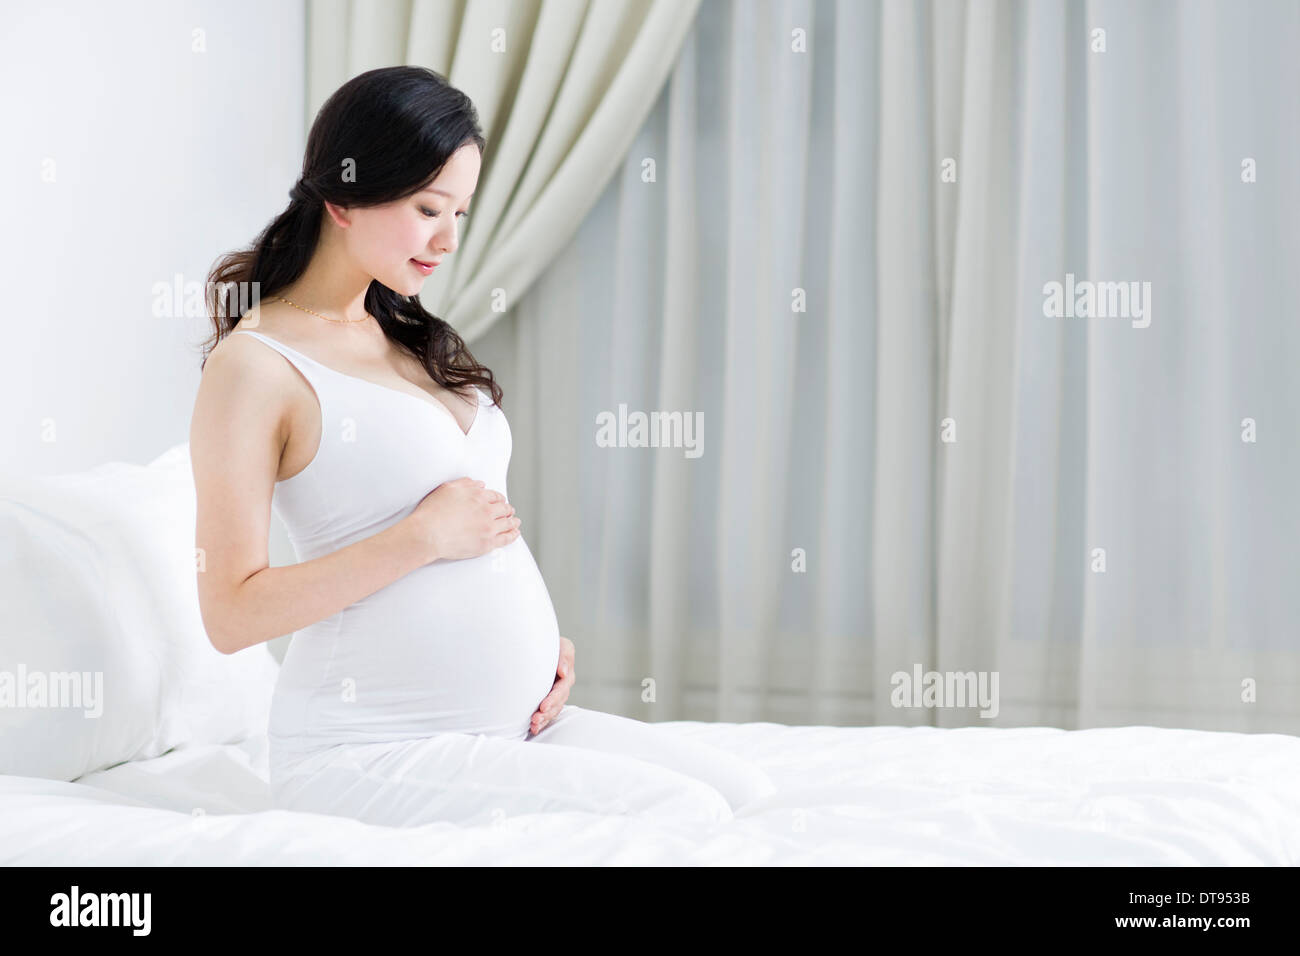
[201,65,499,407]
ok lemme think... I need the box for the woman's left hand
[531,636,576,735]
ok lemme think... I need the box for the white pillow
[0,443,278,781]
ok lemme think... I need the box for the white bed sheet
[2,722,1297,865]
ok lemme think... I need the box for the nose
[432,222,459,257]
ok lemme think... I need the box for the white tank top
[232,330,561,759]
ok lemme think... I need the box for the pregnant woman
[190,66,775,827]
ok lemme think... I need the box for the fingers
[536,667,573,722]
[480,488,510,513]
[531,701,559,734]
[495,514,521,545]
[531,686,569,732]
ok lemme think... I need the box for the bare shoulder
[202,323,293,391]
[192,325,300,445]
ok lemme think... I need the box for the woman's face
[332,143,481,296]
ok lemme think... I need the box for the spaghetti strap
[232,329,325,374]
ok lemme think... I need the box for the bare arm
[190,335,518,655]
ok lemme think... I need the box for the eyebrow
[421,187,475,199]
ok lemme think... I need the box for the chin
[384,272,425,296]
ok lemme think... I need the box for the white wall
[1,0,304,477]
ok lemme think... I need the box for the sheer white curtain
[470,0,1300,733]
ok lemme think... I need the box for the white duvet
[3,721,1298,865]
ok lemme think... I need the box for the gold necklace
[274,294,370,324]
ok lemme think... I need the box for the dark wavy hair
[200,65,499,407]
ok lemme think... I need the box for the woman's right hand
[408,477,520,563]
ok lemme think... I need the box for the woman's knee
[536,706,774,814]
[621,771,734,824]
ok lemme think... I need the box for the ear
[323,200,351,228]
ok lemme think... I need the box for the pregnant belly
[277,535,561,744]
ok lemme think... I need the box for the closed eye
[420,206,470,220]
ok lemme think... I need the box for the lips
[411,258,439,274]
